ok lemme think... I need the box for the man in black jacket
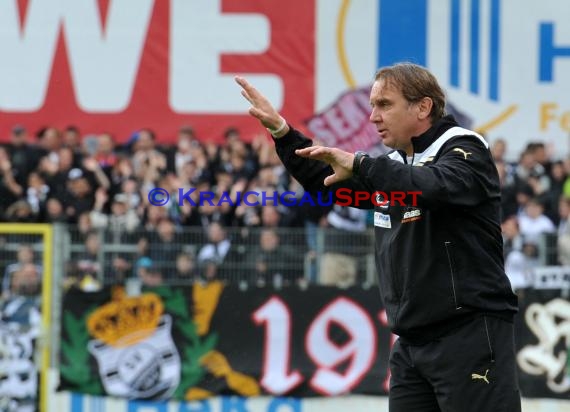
[236,62,521,411]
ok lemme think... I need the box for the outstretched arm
[235,76,356,186]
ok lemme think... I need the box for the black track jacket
[274,115,518,344]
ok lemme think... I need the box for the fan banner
[57,283,570,400]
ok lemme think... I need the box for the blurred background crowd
[0,123,568,297]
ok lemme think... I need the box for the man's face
[12,264,40,295]
[42,128,61,151]
[136,131,154,151]
[10,131,27,146]
[526,202,543,219]
[97,134,114,153]
[369,79,427,155]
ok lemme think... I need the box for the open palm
[295,146,354,186]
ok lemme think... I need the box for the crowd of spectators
[1,123,569,294]
[494,139,570,291]
[0,124,342,292]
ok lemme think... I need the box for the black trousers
[389,315,521,412]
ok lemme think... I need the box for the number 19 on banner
[253,296,385,396]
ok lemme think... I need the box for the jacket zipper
[444,241,462,310]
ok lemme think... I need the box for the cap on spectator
[114,193,129,204]
[12,125,26,135]
[68,168,84,180]
[136,256,153,269]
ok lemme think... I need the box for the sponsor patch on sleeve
[374,212,392,229]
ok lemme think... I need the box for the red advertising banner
[0,0,315,144]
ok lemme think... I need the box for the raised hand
[83,156,100,171]
[235,76,289,136]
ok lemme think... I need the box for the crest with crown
[87,292,164,347]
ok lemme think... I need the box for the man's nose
[369,108,380,123]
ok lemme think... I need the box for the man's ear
[417,97,433,120]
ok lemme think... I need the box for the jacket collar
[409,115,459,154]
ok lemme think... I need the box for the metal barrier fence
[1,224,565,293]
[59,224,376,289]
[58,224,567,291]
[2,223,568,293]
